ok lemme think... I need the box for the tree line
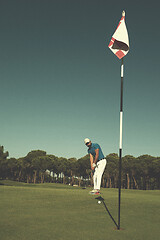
[0,146,160,190]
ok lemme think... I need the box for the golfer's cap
[84,138,90,144]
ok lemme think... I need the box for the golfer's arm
[90,154,94,168]
[94,149,99,164]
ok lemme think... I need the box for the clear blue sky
[0,0,159,159]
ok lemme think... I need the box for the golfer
[84,138,106,195]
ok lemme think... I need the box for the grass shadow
[95,196,118,229]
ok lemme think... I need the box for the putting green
[0,181,159,240]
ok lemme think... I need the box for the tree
[105,153,119,188]
[122,155,137,189]
[76,155,90,187]
[31,155,52,183]
[55,157,68,184]
[152,158,160,189]
[0,146,9,179]
[47,155,59,182]
[68,158,77,185]
[19,150,47,183]
[136,155,155,190]
[6,158,18,181]
[0,144,160,190]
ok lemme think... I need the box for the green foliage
[0,146,160,189]
[0,146,9,179]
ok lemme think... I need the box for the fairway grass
[0,181,159,240]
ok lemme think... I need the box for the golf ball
[98,201,101,204]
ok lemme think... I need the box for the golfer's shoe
[89,189,96,194]
[89,190,100,195]
[94,191,100,195]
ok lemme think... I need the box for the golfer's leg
[93,167,98,190]
[96,159,106,190]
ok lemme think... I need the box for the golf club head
[95,196,104,201]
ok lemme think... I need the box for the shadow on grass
[95,196,118,229]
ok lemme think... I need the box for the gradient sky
[0,0,159,159]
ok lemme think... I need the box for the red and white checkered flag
[108,11,129,59]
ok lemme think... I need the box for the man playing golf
[84,138,106,195]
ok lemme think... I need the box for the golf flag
[108,11,129,59]
[108,10,130,230]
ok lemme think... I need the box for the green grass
[0,180,159,240]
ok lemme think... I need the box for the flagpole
[108,10,129,230]
[118,57,124,230]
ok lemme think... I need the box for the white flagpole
[118,57,124,230]
[108,10,129,230]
